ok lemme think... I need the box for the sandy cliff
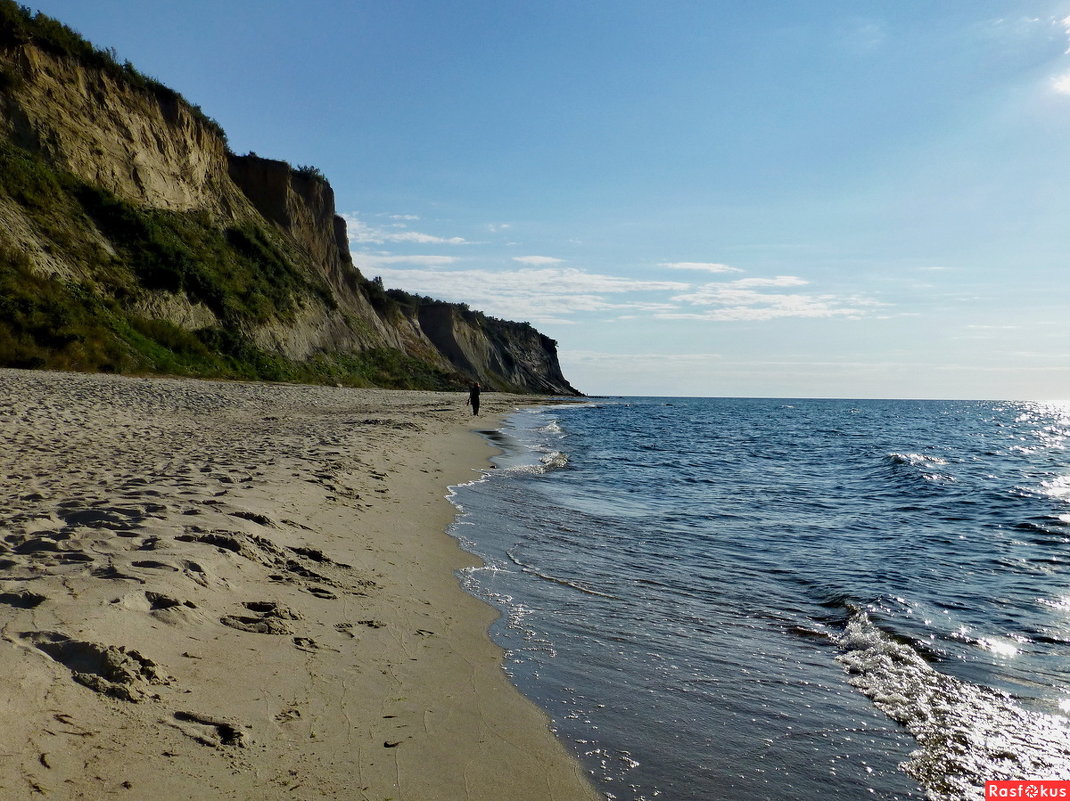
[0,6,579,394]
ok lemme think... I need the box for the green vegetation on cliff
[0,139,459,388]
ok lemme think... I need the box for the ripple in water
[450,399,1070,801]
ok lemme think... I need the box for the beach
[0,369,599,801]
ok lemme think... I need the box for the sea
[446,398,1070,801]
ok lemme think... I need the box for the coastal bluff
[0,3,579,394]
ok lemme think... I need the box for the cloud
[341,213,468,245]
[666,276,880,321]
[1053,72,1070,94]
[513,256,565,266]
[346,215,881,327]
[365,264,689,324]
[355,254,459,268]
[565,350,724,367]
[731,275,809,288]
[660,261,743,274]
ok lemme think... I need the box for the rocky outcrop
[227,157,352,286]
[0,4,579,394]
[416,304,576,395]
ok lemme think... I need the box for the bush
[294,164,325,181]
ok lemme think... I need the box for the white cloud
[513,255,565,266]
[348,221,881,326]
[566,350,723,367]
[342,213,469,245]
[366,264,689,325]
[1053,72,1070,94]
[660,261,743,274]
[355,254,459,268]
[732,275,809,288]
[667,276,880,321]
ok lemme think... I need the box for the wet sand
[0,369,599,800]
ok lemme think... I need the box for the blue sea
[447,398,1070,801]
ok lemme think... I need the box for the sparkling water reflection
[450,399,1070,801]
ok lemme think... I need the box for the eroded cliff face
[1,44,234,213]
[0,11,579,394]
[416,304,576,395]
[228,156,350,283]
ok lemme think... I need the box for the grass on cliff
[74,182,335,323]
[0,140,464,390]
[0,244,461,389]
[0,137,334,324]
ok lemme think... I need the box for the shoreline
[0,369,600,800]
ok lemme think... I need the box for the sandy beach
[0,369,599,801]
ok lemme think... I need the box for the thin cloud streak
[356,254,459,267]
[660,261,744,274]
[513,256,565,265]
[342,213,469,246]
[668,276,882,321]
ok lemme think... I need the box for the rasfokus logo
[986,782,1070,798]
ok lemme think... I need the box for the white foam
[836,610,1070,800]
[495,449,570,476]
[1039,474,1070,501]
[889,452,949,467]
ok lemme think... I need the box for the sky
[22,1,1070,398]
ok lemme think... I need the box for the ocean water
[447,398,1070,801]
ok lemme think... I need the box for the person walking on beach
[466,382,481,416]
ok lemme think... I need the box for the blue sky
[26,1,1070,398]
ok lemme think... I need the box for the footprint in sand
[220,601,302,635]
[168,711,248,748]
[0,590,48,608]
[145,591,197,611]
[21,631,170,702]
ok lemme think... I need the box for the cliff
[0,3,580,395]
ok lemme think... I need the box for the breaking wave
[836,609,1070,801]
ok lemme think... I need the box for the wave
[836,609,1070,801]
[1037,474,1070,502]
[540,450,569,470]
[538,419,565,435]
[885,452,955,484]
[498,449,570,476]
[887,452,948,468]
[506,549,618,599]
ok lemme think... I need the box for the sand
[0,369,600,801]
